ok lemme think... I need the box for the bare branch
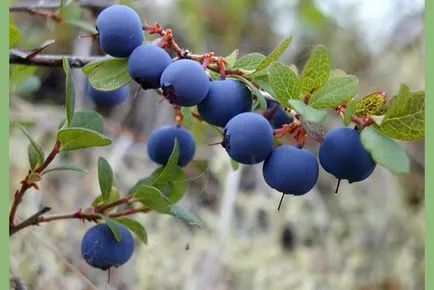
[10,50,106,68]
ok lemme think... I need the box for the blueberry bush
[9,1,425,288]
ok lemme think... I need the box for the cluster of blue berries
[80,4,377,272]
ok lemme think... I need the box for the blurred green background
[9,0,424,289]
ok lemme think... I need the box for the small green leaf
[62,57,75,127]
[309,75,358,109]
[14,76,41,96]
[66,20,98,34]
[253,76,277,100]
[254,36,292,72]
[224,49,239,68]
[115,218,148,244]
[98,157,114,202]
[10,65,37,89]
[14,123,44,167]
[269,62,300,104]
[98,215,122,241]
[168,205,202,227]
[60,2,81,22]
[28,144,40,170]
[69,110,104,133]
[299,45,330,95]
[42,164,87,175]
[133,185,172,213]
[181,107,194,126]
[91,190,120,207]
[57,128,111,151]
[378,90,424,141]
[128,177,155,195]
[227,75,266,109]
[355,92,387,116]
[360,127,409,174]
[287,99,327,123]
[230,159,239,171]
[232,53,266,70]
[82,57,113,74]
[150,166,187,203]
[343,99,357,127]
[84,58,132,91]
[152,139,180,185]
[9,25,20,48]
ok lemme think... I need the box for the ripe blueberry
[197,79,253,127]
[160,59,210,106]
[147,125,196,167]
[81,223,134,271]
[319,127,376,183]
[128,44,172,89]
[263,145,319,196]
[87,84,129,107]
[96,5,144,57]
[222,112,273,164]
[266,100,293,129]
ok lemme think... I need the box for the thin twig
[10,51,106,68]
[9,207,51,236]
[9,0,115,13]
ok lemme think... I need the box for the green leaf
[227,75,266,109]
[269,62,300,104]
[378,90,424,141]
[60,2,81,22]
[152,139,180,185]
[9,25,20,48]
[133,185,171,213]
[253,76,277,100]
[128,177,155,195]
[309,75,359,109]
[57,128,111,151]
[66,20,98,34]
[287,99,327,123]
[343,99,357,127]
[115,218,148,244]
[62,57,75,127]
[150,166,187,204]
[98,157,114,202]
[355,92,387,116]
[69,110,104,133]
[98,215,122,241]
[168,205,202,227]
[10,65,37,89]
[181,107,194,126]
[299,45,330,95]
[14,123,44,168]
[14,76,41,96]
[254,36,292,72]
[84,58,132,91]
[232,53,266,70]
[224,49,239,68]
[230,159,239,171]
[91,190,120,207]
[28,144,40,170]
[360,127,409,174]
[42,164,87,175]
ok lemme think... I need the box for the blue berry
[263,145,318,196]
[266,100,293,128]
[147,125,196,167]
[197,79,252,127]
[128,44,172,89]
[222,112,273,164]
[87,84,129,107]
[81,223,134,271]
[96,5,144,57]
[319,127,376,183]
[160,59,210,106]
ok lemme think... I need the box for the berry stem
[335,179,342,194]
[277,193,285,211]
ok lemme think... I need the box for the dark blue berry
[222,112,273,164]
[160,59,210,106]
[87,84,129,107]
[197,79,252,127]
[319,127,376,183]
[147,125,196,167]
[81,223,134,271]
[263,145,318,196]
[128,44,172,89]
[266,100,293,128]
[96,5,144,57]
